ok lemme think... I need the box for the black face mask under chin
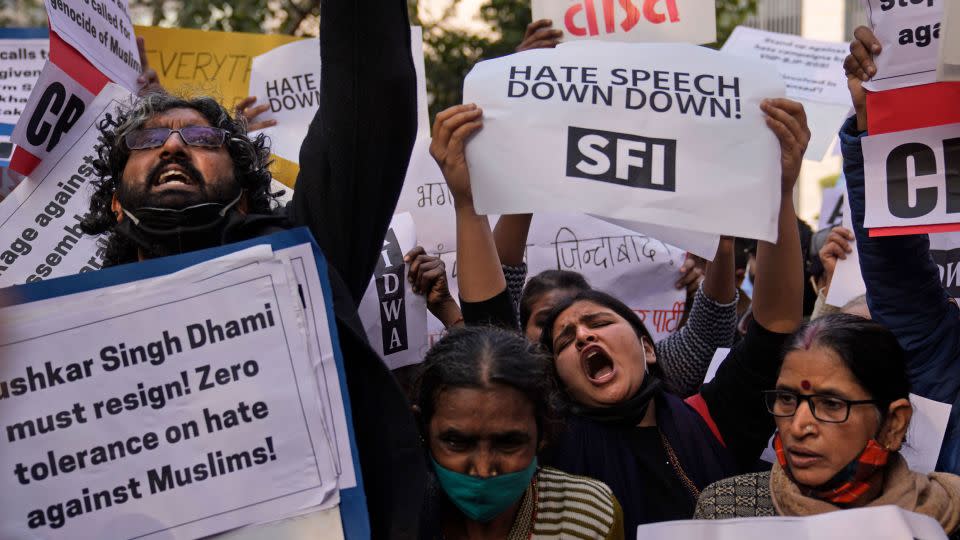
[115,190,244,258]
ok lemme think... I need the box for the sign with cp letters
[462,41,785,242]
[531,0,715,45]
[862,121,960,233]
[861,0,943,92]
[10,62,95,170]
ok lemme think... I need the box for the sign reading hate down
[44,0,141,91]
[861,0,943,92]
[462,41,785,242]
[861,121,960,233]
[531,0,715,45]
[0,252,341,539]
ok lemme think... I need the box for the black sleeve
[290,0,418,307]
[460,288,520,330]
[699,319,789,471]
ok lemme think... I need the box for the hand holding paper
[429,103,483,210]
[516,19,564,52]
[761,98,810,193]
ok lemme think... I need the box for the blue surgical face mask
[431,456,538,523]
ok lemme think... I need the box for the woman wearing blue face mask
[414,326,624,540]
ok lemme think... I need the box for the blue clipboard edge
[0,227,370,540]
[0,27,48,39]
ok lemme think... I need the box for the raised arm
[291,0,418,305]
[430,105,517,329]
[842,27,960,410]
[655,238,738,397]
[696,99,807,469]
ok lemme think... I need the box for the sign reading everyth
[44,0,141,91]
[862,121,960,232]
[0,37,48,126]
[462,41,785,242]
[531,0,715,45]
[861,0,943,92]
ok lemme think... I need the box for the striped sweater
[507,467,624,540]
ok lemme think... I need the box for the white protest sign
[531,0,715,45]
[462,41,785,242]
[358,212,429,370]
[0,38,48,125]
[249,39,320,164]
[902,393,952,474]
[395,137,456,255]
[936,0,960,80]
[593,215,719,260]
[250,27,430,163]
[817,186,844,230]
[722,26,849,106]
[44,0,141,91]
[721,26,850,161]
[526,213,686,342]
[930,231,960,298]
[10,61,96,166]
[825,191,866,307]
[862,121,960,231]
[0,258,340,539]
[0,84,131,287]
[637,506,947,540]
[861,0,943,92]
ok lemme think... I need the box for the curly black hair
[80,93,276,266]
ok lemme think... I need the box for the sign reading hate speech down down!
[462,41,785,242]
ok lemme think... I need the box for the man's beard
[117,156,239,210]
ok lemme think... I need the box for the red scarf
[773,432,889,506]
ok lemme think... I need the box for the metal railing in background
[743,0,803,36]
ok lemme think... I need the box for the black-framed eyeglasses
[762,389,882,423]
[125,126,228,150]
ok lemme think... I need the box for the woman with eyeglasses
[694,314,960,538]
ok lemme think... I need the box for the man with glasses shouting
[78,1,426,537]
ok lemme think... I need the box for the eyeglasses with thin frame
[125,126,228,150]
[762,389,882,423]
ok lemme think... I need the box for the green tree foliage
[0,0,46,27]
[130,0,321,36]
[420,0,758,120]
